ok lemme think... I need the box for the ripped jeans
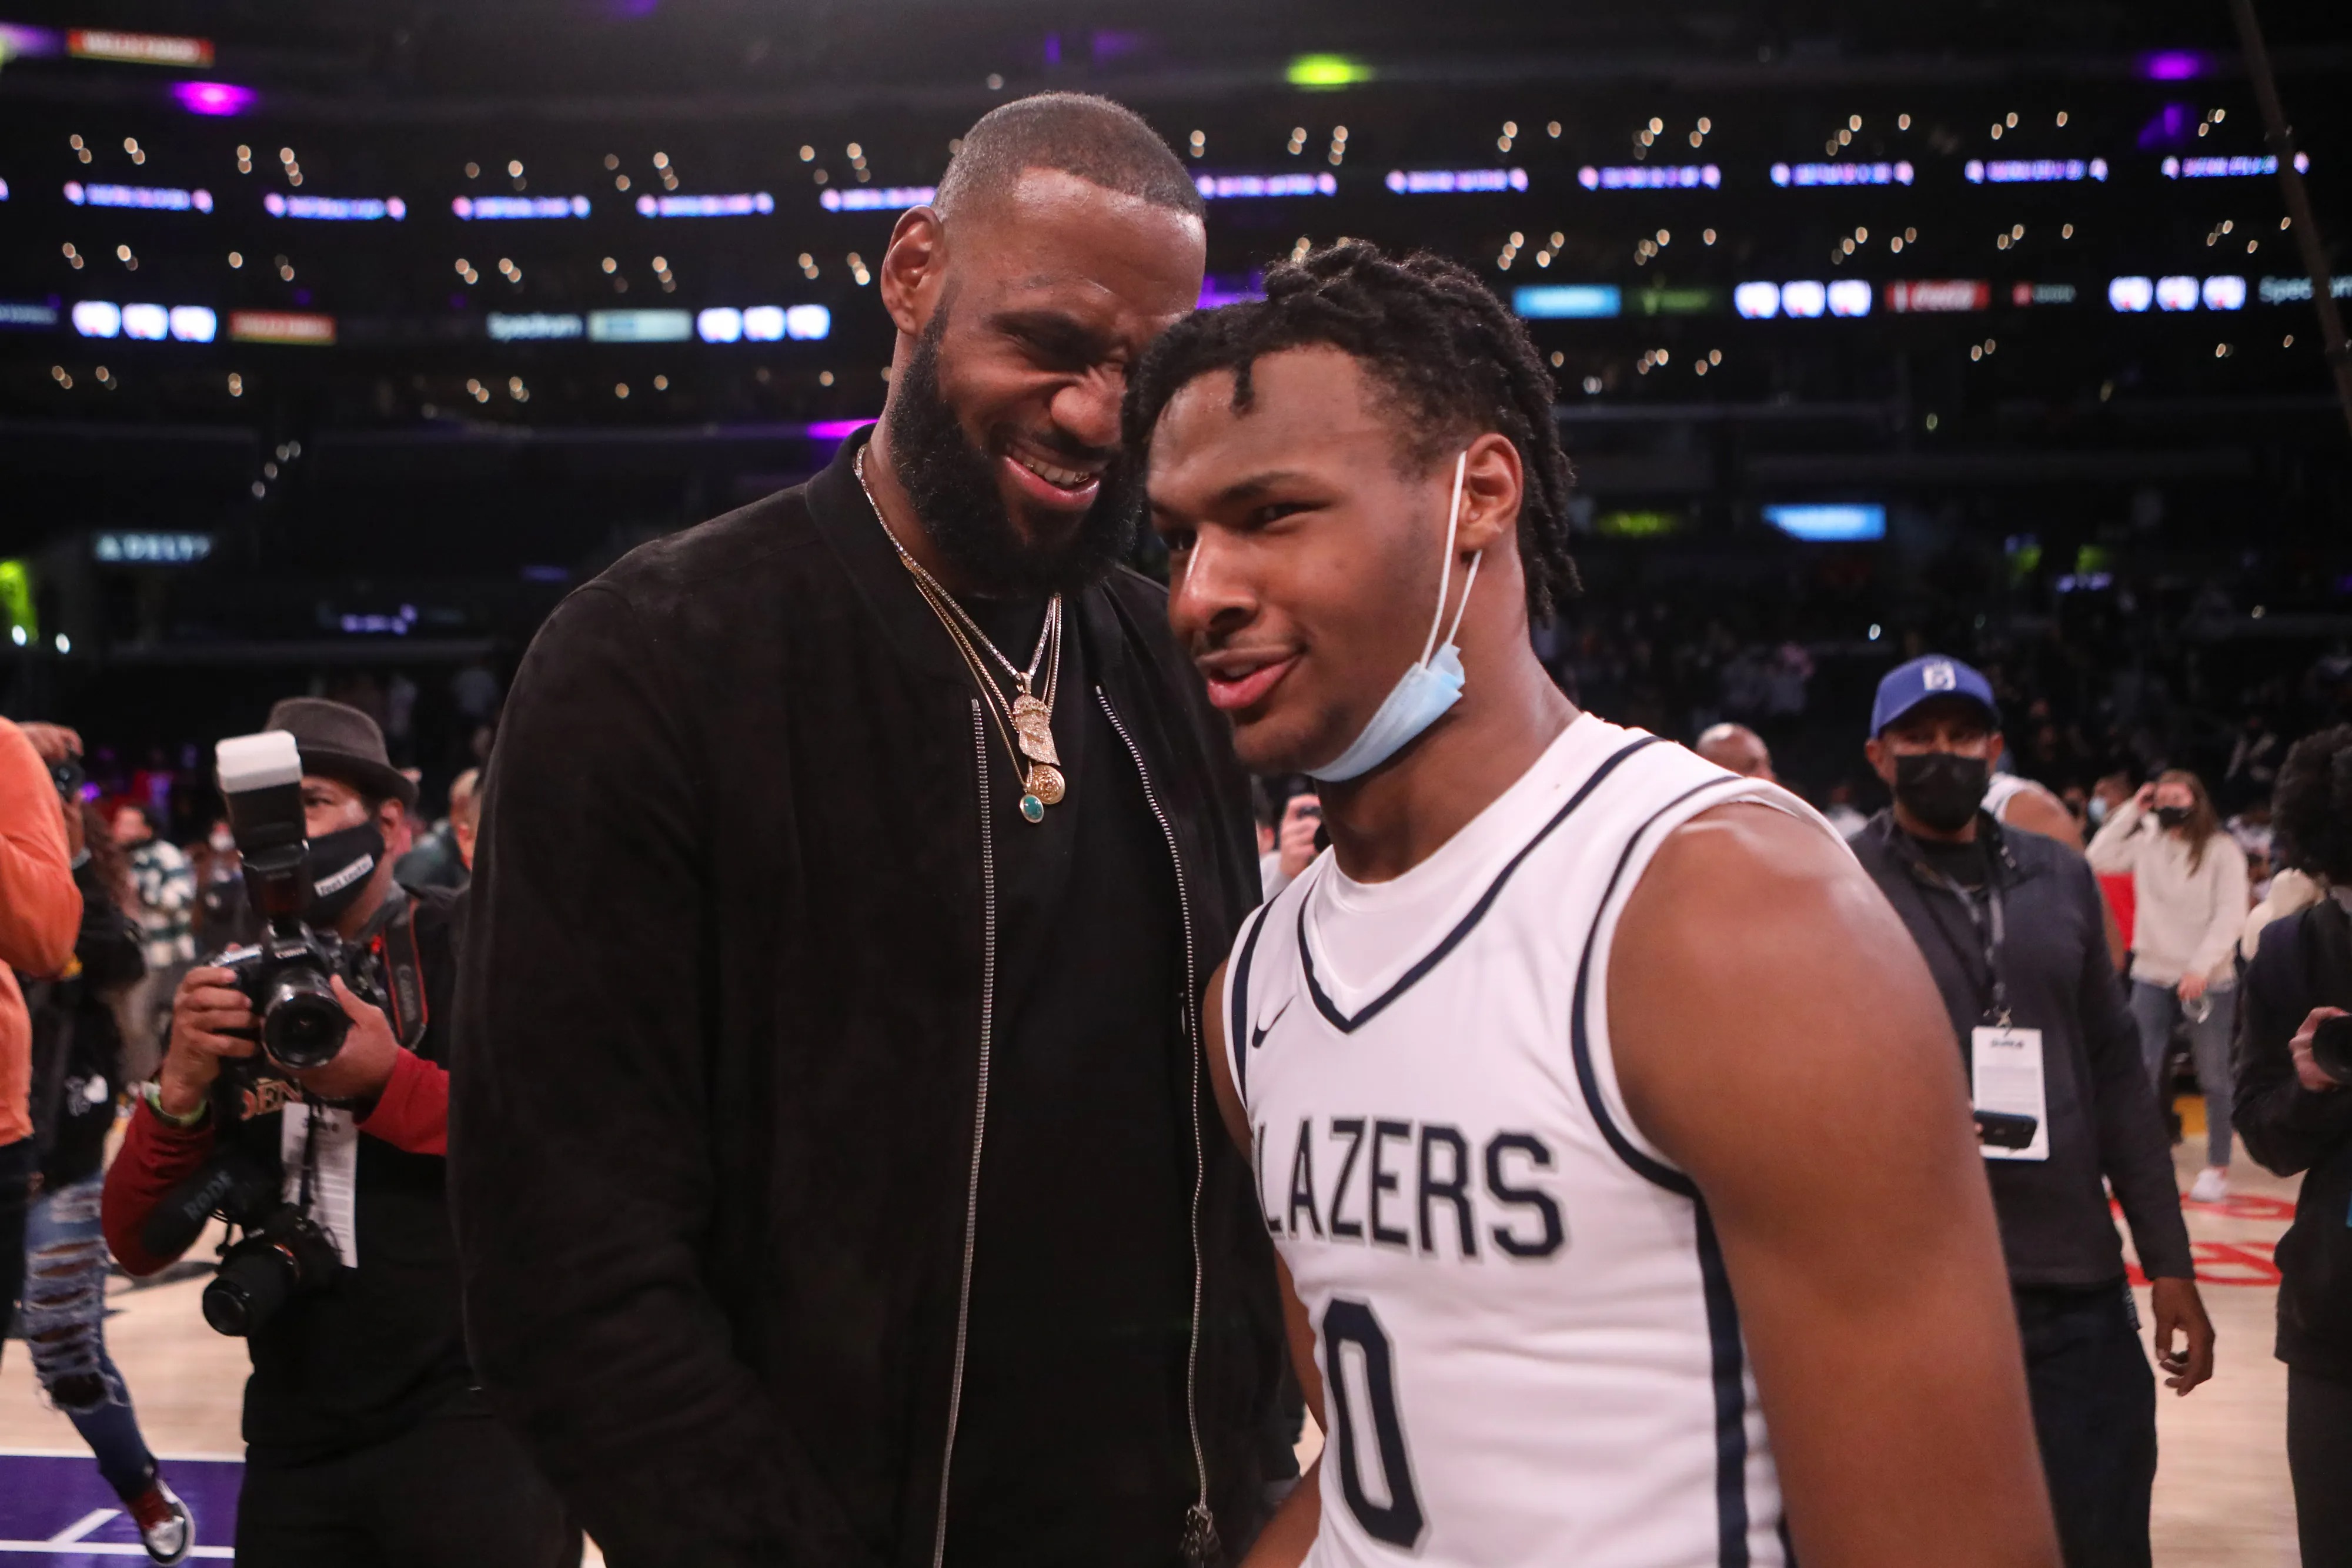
[24,1175,159,1502]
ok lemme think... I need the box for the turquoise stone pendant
[1020,793,1045,823]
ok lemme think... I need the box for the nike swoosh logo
[1251,998,1292,1051]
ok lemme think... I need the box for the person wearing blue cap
[1850,653,2211,1568]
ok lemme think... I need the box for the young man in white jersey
[1124,242,2060,1568]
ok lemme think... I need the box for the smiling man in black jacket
[1849,655,2211,1568]
[452,93,1286,1568]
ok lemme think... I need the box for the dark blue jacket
[1852,810,2193,1287]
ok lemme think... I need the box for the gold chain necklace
[857,446,1066,823]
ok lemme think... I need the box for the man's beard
[881,310,1140,600]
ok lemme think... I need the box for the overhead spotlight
[799,145,816,161]
[601,256,617,273]
[654,151,671,169]
[604,153,619,169]
[615,383,630,399]
[1188,130,1205,158]
[1898,113,1912,129]
[227,373,242,396]
[2056,111,2069,126]
[1848,115,1862,131]
[465,162,480,179]
[1702,228,1717,245]
[1648,117,1663,134]
[653,375,669,390]
[508,159,524,177]
[1546,121,1562,138]
[2004,112,2017,127]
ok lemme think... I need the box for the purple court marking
[0,1452,240,1559]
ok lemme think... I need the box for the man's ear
[1864,736,1890,783]
[878,206,947,339]
[1454,432,1524,557]
[1984,730,2006,762]
[378,798,412,853]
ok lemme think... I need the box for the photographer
[2236,723,2352,1565]
[98,700,570,1568]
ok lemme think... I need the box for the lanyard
[1909,844,2012,1027]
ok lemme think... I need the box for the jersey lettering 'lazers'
[1225,714,1839,1567]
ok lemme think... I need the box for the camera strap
[357,888,427,1051]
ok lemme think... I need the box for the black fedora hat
[263,697,419,809]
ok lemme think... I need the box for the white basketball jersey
[1224,714,1835,1568]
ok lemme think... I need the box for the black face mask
[1893,751,1990,834]
[2154,804,2193,830]
[306,821,385,926]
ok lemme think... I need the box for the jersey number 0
[1324,1298,1426,1549]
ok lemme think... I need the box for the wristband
[142,1081,210,1130]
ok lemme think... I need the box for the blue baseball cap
[1870,654,2001,737]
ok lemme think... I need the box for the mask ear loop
[1418,452,1470,667]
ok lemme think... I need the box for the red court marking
[2124,1239,2283,1287]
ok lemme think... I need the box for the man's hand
[2290,1006,2347,1093]
[18,723,82,765]
[2149,1276,2216,1395]
[2178,971,2210,1005]
[159,966,259,1117]
[288,975,402,1104]
[1277,795,1321,881]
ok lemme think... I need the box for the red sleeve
[102,1099,220,1276]
[356,1048,449,1156]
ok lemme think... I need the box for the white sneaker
[2189,1166,2230,1204]
[127,1477,192,1566]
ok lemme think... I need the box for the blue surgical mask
[1310,453,1482,783]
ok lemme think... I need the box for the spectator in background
[1848,656,2210,1568]
[2090,768,2251,1202]
[1694,721,1775,781]
[0,718,85,1382]
[395,770,480,892]
[2234,723,2352,1566]
[22,800,193,1561]
[111,805,195,974]
[1258,784,1321,902]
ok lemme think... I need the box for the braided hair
[1124,240,1579,619]
[2271,723,2352,884]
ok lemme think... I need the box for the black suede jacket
[450,432,1286,1567]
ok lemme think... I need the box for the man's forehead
[950,169,1201,299]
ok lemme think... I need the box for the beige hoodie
[2087,795,2251,987]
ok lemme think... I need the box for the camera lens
[203,1243,296,1337]
[260,969,349,1070]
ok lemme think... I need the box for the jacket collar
[1865,805,2027,890]
[804,426,985,692]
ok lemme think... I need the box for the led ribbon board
[693,306,831,343]
[230,310,335,345]
[2163,153,2309,178]
[2259,276,2352,304]
[266,193,405,220]
[1577,165,1720,190]
[452,196,592,219]
[95,533,212,564]
[488,313,584,342]
[1965,159,2108,183]
[66,182,212,212]
[1735,280,1871,318]
[72,302,217,341]
[1770,162,1913,187]
[1514,285,1621,319]
[818,186,935,212]
[1765,504,1885,541]
[1194,173,1338,199]
[588,310,693,343]
[636,192,775,217]
[1886,280,1990,313]
[68,29,211,66]
[1384,168,1528,193]
[0,303,58,329]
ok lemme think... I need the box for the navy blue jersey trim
[1696,1202,1754,1568]
[1229,903,1271,1112]
[1297,735,1661,1035]
[1565,774,1747,1196]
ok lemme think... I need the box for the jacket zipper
[1097,687,1221,1567]
[931,699,999,1568]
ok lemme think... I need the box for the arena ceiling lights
[1194,173,1337,200]
[818,186,934,212]
[452,195,592,220]
[2162,153,2310,179]
[636,192,776,218]
[1965,159,2107,183]
[1576,164,1720,191]
[1765,504,1886,542]
[1384,168,1527,194]
[65,181,212,212]
[1515,285,1622,319]
[1770,162,1913,188]
[70,302,218,342]
[266,193,406,220]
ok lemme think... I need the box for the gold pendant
[1025,763,1065,807]
[1012,704,1060,767]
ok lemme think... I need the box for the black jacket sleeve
[2234,912,2352,1177]
[72,862,146,991]
[450,585,870,1566]
[2073,857,2196,1279]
